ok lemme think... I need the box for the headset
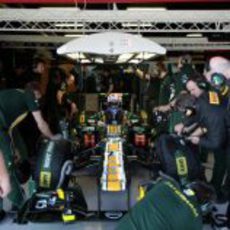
[210,72,226,91]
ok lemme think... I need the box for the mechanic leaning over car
[175,75,228,201]
[155,55,196,133]
[0,81,55,213]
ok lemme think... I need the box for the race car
[16,93,203,224]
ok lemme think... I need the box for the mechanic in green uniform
[57,70,78,119]
[157,55,196,133]
[116,174,215,230]
[0,82,55,213]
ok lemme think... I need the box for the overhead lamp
[129,59,141,64]
[66,53,86,59]
[186,33,203,38]
[81,59,91,64]
[94,58,104,64]
[116,53,134,63]
[64,34,84,38]
[55,23,84,28]
[122,22,152,28]
[135,53,156,60]
[127,7,167,11]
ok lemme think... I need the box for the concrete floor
[1,217,213,230]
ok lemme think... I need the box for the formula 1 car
[16,93,154,223]
[16,93,202,224]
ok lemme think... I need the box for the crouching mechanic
[116,173,214,230]
[0,81,56,215]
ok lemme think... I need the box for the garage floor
[1,156,215,229]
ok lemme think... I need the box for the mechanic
[101,69,115,95]
[45,67,65,132]
[56,68,78,120]
[204,56,230,82]
[175,77,228,200]
[0,81,55,217]
[156,55,196,132]
[204,56,230,200]
[116,173,215,230]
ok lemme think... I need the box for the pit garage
[0,0,230,230]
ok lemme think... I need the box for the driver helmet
[107,93,121,107]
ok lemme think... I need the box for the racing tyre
[155,134,201,181]
[33,139,73,191]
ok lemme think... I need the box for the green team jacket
[116,178,202,230]
[0,89,39,129]
[0,89,40,207]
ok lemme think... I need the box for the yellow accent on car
[80,114,85,124]
[108,143,119,152]
[62,214,76,223]
[107,181,122,192]
[107,125,121,135]
[39,171,51,188]
[108,173,119,181]
[57,189,65,200]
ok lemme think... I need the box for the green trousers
[0,128,26,208]
[116,179,202,230]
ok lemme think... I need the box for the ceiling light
[117,53,134,63]
[94,58,104,64]
[64,34,84,38]
[55,23,84,28]
[186,33,203,38]
[129,59,141,64]
[81,59,91,64]
[122,22,152,28]
[127,7,167,11]
[135,53,156,60]
[66,53,86,59]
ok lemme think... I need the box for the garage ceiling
[0,1,229,51]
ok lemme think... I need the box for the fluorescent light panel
[135,53,156,60]
[186,33,203,38]
[117,53,134,63]
[129,59,141,64]
[94,58,104,64]
[64,34,84,38]
[122,22,152,27]
[81,59,91,64]
[66,53,86,59]
[55,23,84,28]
